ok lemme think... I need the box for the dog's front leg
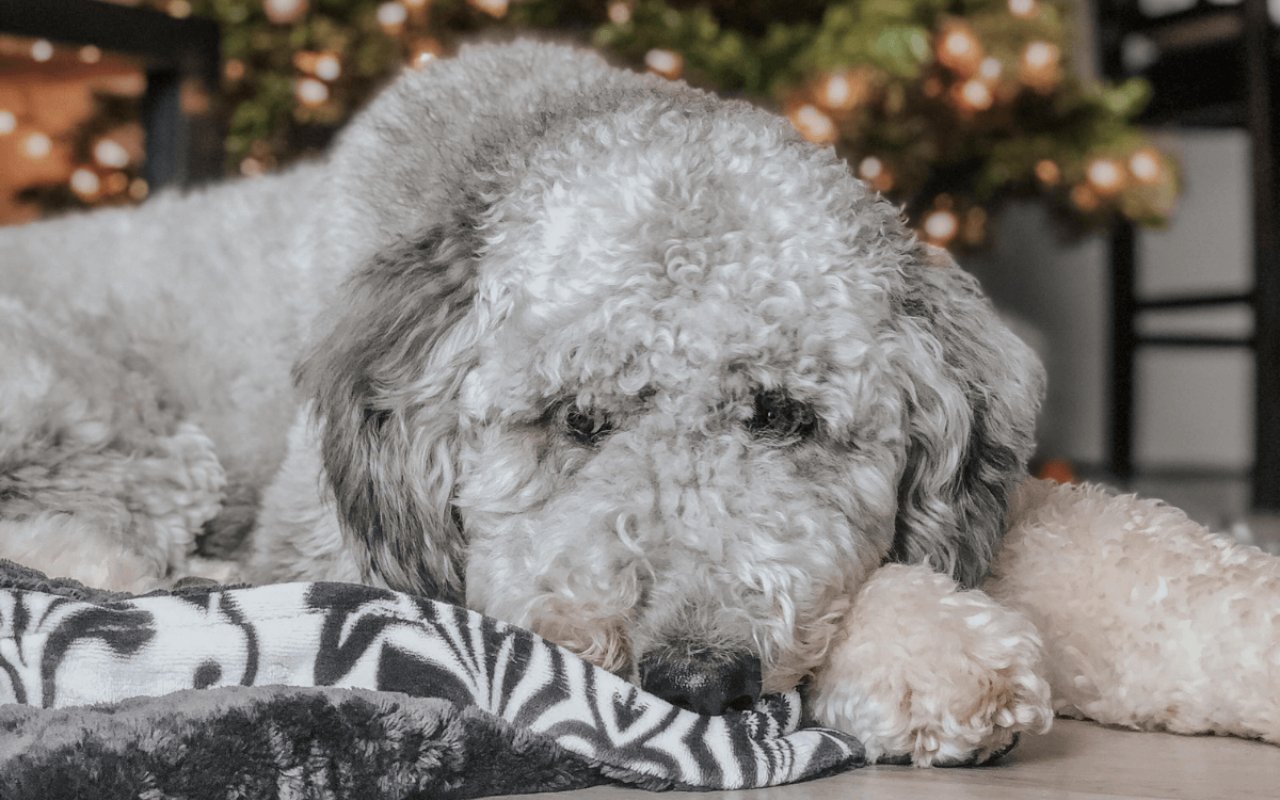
[807,562,1053,766]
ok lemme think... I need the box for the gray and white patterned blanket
[0,561,862,798]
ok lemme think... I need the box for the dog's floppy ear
[886,244,1045,587]
[294,226,485,602]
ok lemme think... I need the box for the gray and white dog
[0,42,1053,764]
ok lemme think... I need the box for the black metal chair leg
[1109,222,1138,481]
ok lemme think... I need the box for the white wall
[962,131,1254,471]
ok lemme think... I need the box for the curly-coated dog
[4,42,1273,765]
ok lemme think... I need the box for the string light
[93,138,130,169]
[1071,184,1099,212]
[857,156,893,191]
[936,22,983,77]
[31,40,53,63]
[70,168,100,199]
[1034,159,1060,186]
[1020,40,1061,91]
[469,0,509,18]
[168,0,192,18]
[21,132,52,159]
[644,49,683,80]
[129,178,149,201]
[0,110,15,136]
[1086,157,1125,195]
[314,53,342,82]
[240,157,266,177]
[410,39,443,68]
[79,46,101,64]
[923,208,960,245]
[377,2,408,33]
[105,172,129,194]
[819,71,871,112]
[1129,148,1164,184]
[978,57,1002,82]
[962,207,988,246]
[402,0,427,6]
[1008,0,1039,18]
[225,59,247,81]
[295,77,329,107]
[608,1,632,25]
[264,0,308,25]
[788,103,837,144]
[954,79,994,112]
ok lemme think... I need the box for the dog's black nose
[639,650,762,715]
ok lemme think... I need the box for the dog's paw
[807,563,1052,767]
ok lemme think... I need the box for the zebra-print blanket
[0,561,862,798]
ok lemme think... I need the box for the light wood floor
[512,720,1280,800]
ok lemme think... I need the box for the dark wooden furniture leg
[1109,222,1138,480]
[1244,0,1280,510]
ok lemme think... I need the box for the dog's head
[298,51,1043,708]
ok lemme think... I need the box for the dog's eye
[565,406,613,446]
[748,391,817,440]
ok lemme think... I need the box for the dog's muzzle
[639,649,762,715]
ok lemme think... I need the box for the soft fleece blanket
[0,561,862,798]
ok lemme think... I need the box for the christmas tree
[3,0,1177,247]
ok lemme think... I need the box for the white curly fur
[2,41,1273,768]
[809,563,1052,766]
[987,478,1280,745]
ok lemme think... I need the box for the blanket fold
[0,561,863,798]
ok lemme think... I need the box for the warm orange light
[469,0,509,18]
[21,132,52,159]
[788,104,837,144]
[1129,148,1163,184]
[295,77,329,107]
[923,209,959,244]
[1086,158,1125,195]
[71,168,100,198]
[608,1,632,24]
[936,22,983,76]
[0,110,15,136]
[377,2,408,31]
[31,39,53,63]
[1071,184,1099,212]
[264,0,308,25]
[644,49,684,80]
[94,138,130,169]
[954,79,994,111]
[1008,0,1039,18]
[1034,159,1060,186]
[1020,41,1061,91]
[314,53,342,81]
